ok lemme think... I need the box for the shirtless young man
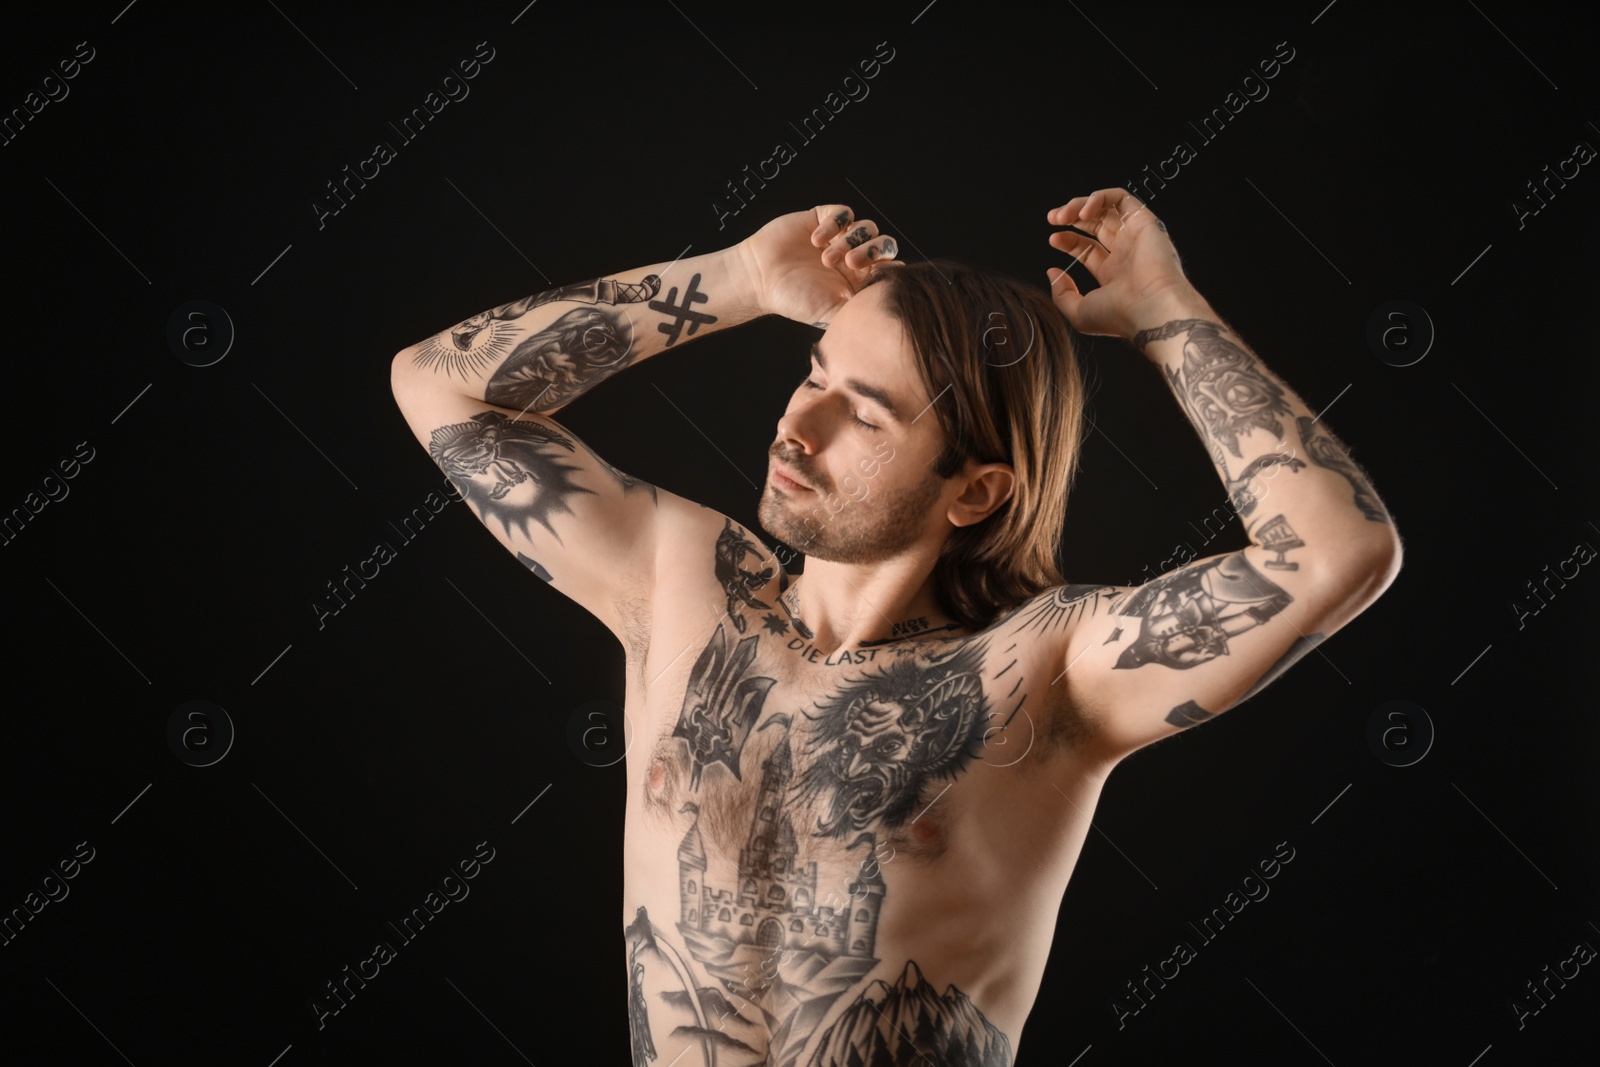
[390,188,1402,1066]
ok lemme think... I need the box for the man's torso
[619,512,1115,1067]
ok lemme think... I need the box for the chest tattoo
[634,525,1020,1065]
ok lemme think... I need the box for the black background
[3,2,1597,1064]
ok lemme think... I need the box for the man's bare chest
[629,531,1090,867]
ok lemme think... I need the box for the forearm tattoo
[1144,319,1293,461]
[647,271,717,347]
[485,306,637,413]
[412,275,660,382]
[1224,452,1307,518]
[1131,317,1211,348]
[1254,513,1304,570]
[1295,415,1393,526]
[1139,320,1394,531]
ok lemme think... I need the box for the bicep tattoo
[1237,632,1326,704]
[428,411,595,542]
[1004,584,1120,636]
[1165,699,1216,728]
[1106,553,1292,671]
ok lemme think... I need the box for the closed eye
[799,376,879,431]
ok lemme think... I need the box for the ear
[947,460,1015,528]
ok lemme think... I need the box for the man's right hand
[734,204,901,327]
[1045,188,1199,342]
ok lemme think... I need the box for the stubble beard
[758,466,945,565]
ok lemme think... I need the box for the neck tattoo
[782,581,965,648]
[777,585,814,640]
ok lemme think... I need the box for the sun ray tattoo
[410,320,516,379]
[428,411,595,543]
[1003,584,1119,636]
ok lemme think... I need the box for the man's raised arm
[387,204,900,646]
[1044,188,1402,762]
[391,205,901,415]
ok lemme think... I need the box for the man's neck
[778,565,967,653]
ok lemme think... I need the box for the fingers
[808,203,901,272]
[828,220,877,264]
[1047,187,1153,245]
[1047,229,1108,272]
[811,204,855,246]
[1047,187,1145,226]
[857,232,899,268]
[823,220,899,270]
[1045,266,1083,322]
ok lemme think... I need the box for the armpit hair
[615,569,653,679]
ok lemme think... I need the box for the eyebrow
[810,342,908,425]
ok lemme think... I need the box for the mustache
[770,449,824,490]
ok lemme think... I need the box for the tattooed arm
[388,205,899,645]
[391,254,738,418]
[390,203,899,416]
[1043,188,1402,762]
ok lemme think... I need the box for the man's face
[757,283,950,564]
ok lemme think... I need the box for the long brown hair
[866,259,1087,629]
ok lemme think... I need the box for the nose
[775,393,826,457]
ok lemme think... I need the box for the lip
[771,463,813,492]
